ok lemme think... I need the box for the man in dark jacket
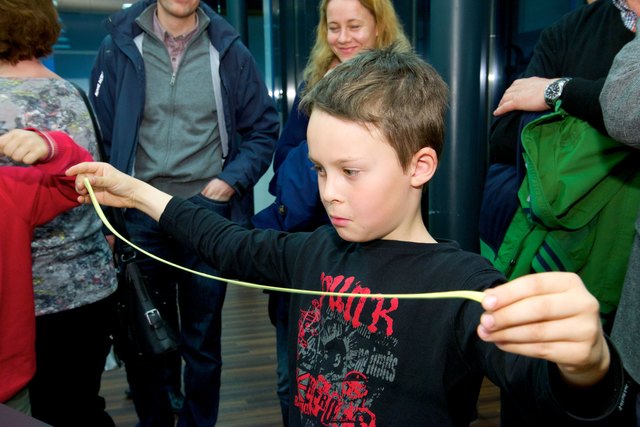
[89,1,278,425]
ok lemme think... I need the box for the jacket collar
[105,0,240,57]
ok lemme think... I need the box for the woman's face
[326,0,378,64]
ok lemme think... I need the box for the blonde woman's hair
[302,0,411,90]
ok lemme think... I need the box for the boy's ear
[410,147,438,188]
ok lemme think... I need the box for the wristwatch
[544,77,572,108]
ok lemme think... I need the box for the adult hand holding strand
[478,272,610,388]
[493,76,555,116]
[67,161,172,222]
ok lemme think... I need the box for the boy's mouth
[330,215,350,227]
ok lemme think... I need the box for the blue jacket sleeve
[216,42,279,198]
[253,142,328,232]
[89,36,117,162]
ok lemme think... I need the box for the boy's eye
[343,169,359,177]
[312,164,325,176]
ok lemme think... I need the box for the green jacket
[487,108,640,315]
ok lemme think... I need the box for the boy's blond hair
[300,45,449,169]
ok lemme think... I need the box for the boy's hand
[0,129,50,165]
[67,161,172,222]
[477,272,610,387]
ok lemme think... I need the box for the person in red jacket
[0,129,93,414]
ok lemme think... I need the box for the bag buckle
[120,251,137,264]
[145,308,162,327]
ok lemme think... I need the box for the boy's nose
[319,175,341,205]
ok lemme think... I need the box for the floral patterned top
[0,78,117,315]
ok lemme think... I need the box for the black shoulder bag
[73,82,179,358]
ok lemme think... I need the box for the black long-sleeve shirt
[160,197,630,426]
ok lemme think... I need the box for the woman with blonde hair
[255,0,412,231]
[252,1,411,424]
[304,0,411,89]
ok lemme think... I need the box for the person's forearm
[132,179,173,222]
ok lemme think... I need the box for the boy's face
[308,109,427,243]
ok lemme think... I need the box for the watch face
[546,83,561,99]
[545,78,569,107]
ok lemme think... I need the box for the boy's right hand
[0,129,51,165]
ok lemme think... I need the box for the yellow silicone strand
[85,179,484,303]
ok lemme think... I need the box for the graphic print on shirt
[295,272,400,426]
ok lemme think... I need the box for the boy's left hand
[0,129,50,165]
[477,272,610,387]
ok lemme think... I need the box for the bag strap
[72,86,177,355]
[70,83,105,158]
[71,82,136,260]
[125,261,171,336]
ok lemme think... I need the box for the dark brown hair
[0,0,62,64]
[300,44,449,169]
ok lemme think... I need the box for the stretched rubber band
[85,178,484,303]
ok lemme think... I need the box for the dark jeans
[30,295,116,427]
[123,195,228,427]
[268,292,290,426]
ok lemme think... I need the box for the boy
[0,129,93,412]
[69,46,631,425]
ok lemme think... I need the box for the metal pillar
[272,0,318,120]
[428,0,492,251]
[227,0,248,46]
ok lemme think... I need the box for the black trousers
[29,294,117,427]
